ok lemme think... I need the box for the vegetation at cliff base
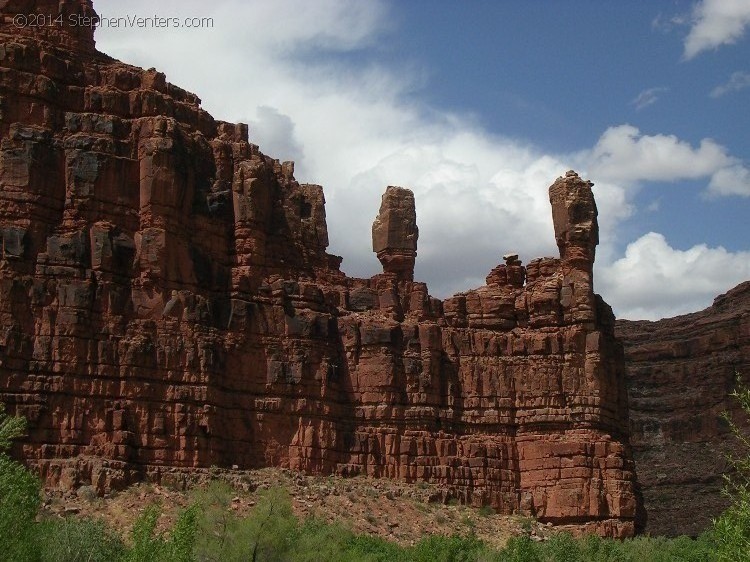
[712,376,750,561]
[1,395,749,561]
[0,403,41,561]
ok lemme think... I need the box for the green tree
[714,375,750,561]
[124,502,199,562]
[0,403,41,561]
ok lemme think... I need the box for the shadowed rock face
[618,282,750,537]
[0,1,638,537]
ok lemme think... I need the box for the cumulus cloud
[711,70,750,98]
[631,87,668,111]
[598,233,750,320]
[94,0,748,320]
[95,0,599,294]
[248,106,305,166]
[584,125,750,197]
[684,0,750,59]
[708,165,750,197]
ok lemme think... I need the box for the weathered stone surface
[0,0,637,537]
[618,281,750,536]
[372,186,418,281]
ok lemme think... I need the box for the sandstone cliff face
[618,282,750,536]
[0,0,637,536]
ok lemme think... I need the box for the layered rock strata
[618,283,750,536]
[0,0,637,536]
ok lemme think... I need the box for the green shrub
[713,374,750,561]
[194,484,298,562]
[125,504,164,562]
[497,532,718,562]
[343,533,404,561]
[37,517,125,562]
[0,454,41,561]
[123,503,198,562]
[502,535,541,562]
[544,532,583,561]
[408,534,485,562]
[0,403,27,451]
[0,403,41,562]
[166,505,199,562]
[576,533,623,561]
[289,518,359,562]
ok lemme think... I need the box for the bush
[408,534,485,562]
[0,402,27,451]
[0,454,41,561]
[37,517,126,562]
[498,532,720,562]
[289,518,359,562]
[543,532,584,561]
[0,403,41,561]
[501,536,541,562]
[343,533,404,561]
[713,375,750,561]
[193,484,297,561]
[125,504,163,562]
[124,503,198,562]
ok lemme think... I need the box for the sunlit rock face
[0,0,637,537]
[372,186,418,281]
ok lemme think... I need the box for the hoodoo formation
[372,186,419,281]
[0,0,643,537]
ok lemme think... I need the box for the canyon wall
[618,282,750,536]
[0,0,637,536]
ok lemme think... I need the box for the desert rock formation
[0,0,637,536]
[372,186,418,281]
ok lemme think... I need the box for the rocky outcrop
[0,0,637,537]
[372,186,418,281]
[618,283,750,536]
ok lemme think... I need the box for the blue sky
[95,0,750,320]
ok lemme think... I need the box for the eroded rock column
[372,186,418,281]
[549,170,599,324]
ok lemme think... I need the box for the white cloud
[248,106,305,166]
[598,233,750,320]
[631,87,668,111]
[684,0,750,59]
[95,0,605,295]
[711,70,750,98]
[708,165,750,197]
[93,0,749,320]
[652,12,688,33]
[584,125,750,197]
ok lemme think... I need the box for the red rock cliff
[618,282,750,536]
[0,0,637,536]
